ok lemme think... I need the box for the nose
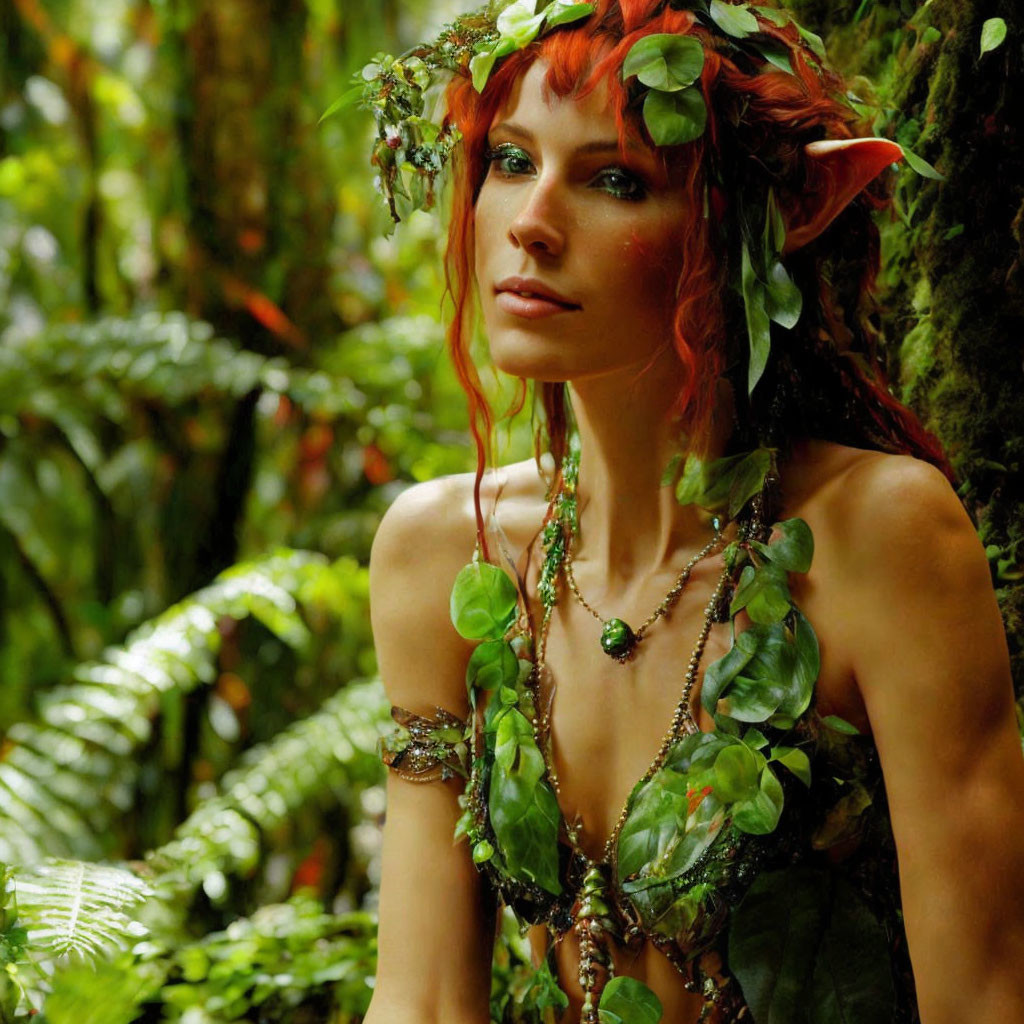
[508,180,566,258]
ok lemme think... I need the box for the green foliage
[155,896,376,1022]
[0,550,350,865]
[979,17,1007,56]
[12,860,151,960]
[450,561,519,640]
[488,708,562,895]
[598,975,663,1023]
[729,867,895,1024]
[674,448,773,518]
[148,678,388,897]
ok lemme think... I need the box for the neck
[567,348,735,583]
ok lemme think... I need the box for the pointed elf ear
[782,138,904,254]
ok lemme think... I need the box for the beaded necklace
[523,447,735,1021]
[564,525,723,662]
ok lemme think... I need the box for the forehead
[489,59,618,139]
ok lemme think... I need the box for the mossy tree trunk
[789,0,1024,688]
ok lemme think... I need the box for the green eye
[595,168,646,201]
[484,143,533,175]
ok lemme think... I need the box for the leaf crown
[324,1,850,405]
[324,0,830,229]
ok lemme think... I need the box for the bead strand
[563,523,723,660]
[528,494,734,866]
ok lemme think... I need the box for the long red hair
[440,0,952,555]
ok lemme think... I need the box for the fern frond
[13,860,151,960]
[0,551,354,865]
[0,313,365,423]
[149,679,389,888]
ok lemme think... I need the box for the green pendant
[600,618,636,660]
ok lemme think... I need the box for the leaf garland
[489,707,563,894]
[448,554,563,896]
[616,449,824,933]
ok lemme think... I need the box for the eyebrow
[487,121,639,156]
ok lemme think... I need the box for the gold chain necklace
[524,469,733,1022]
[564,526,724,662]
[531,554,731,865]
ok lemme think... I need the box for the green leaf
[598,975,663,1024]
[496,0,546,44]
[489,710,562,894]
[921,25,942,45]
[769,745,812,787]
[751,6,789,27]
[466,639,519,693]
[469,36,517,92]
[712,622,795,724]
[522,956,570,1013]
[14,860,152,960]
[764,259,802,329]
[450,561,518,640]
[470,49,500,92]
[712,742,761,802]
[752,40,794,75]
[741,240,771,397]
[641,86,707,146]
[663,729,734,774]
[809,878,897,1023]
[616,769,690,879]
[980,17,1007,56]
[543,0,596,29]
[729,867,831,1021]
[494,708,544,785]
[676,448,772,519]
[700,627,760,714]
[319,84,365,124]
[729,562,792,625]
[762,517,814,573]
[785,609,819,716]
[901,146,945,181]
[822,714,860,735]
[709,0,758,39]
[731,765,784,833]
[742,727,769,750]
[796,23,827,60]
[622,34,704,92]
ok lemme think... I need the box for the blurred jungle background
[0,0,1020,1020]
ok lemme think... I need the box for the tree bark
[789,0,1024,687]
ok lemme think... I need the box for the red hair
[440,0,952,555]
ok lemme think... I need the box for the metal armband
[379,705,469,783]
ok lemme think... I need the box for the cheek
[617,225,684,312]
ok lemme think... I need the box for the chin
[488,333,577,383]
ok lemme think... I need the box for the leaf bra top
[381,448,919,1024]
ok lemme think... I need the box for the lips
[494,277,580,308]
[494,276,581,320]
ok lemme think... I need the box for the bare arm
[364,478,495,1024]
[837,457,1024,1024]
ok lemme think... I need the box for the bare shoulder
[823,447,978,577]
[783,440,973,567]
[368,460,548,712]
[370,458,547,573]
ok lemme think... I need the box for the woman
[359,1,1024,1021]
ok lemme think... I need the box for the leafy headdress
[326,0,910,426]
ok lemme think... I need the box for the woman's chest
[509,498,867,859]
